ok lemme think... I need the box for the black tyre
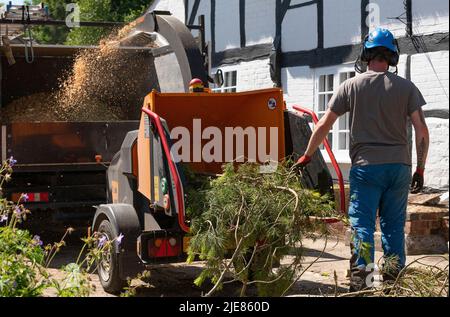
[97,219,127,294]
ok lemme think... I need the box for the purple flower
[116,233,124,246]
[0,214,8,223]
[32,235,43,246]
[21,193,29,202]
[9,156,17,167]
[98,235,107,248]
[14,206,23,215]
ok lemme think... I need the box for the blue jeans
[348,164,411,269]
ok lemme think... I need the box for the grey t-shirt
[329,70,426,166]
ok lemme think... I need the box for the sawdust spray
[2,22,158,122]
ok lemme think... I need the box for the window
[317,74,334,150]
[213,70,237,93]
[315,67,356,162]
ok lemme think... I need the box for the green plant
[0,157,123,297]
[30,0,152,45]
[120,270,152,297]
[185,161,341,297]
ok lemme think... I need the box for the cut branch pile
[185,162,341,297]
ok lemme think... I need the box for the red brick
[429,220,442,230]
[326,221,348,236]
[430,228,443,235]
[442,217,449,229]
[406,212,421,221]
[420,213,442,221]
[405,220,430,235]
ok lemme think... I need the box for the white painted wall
[323,0,361,48]
[282,5,318,52]
[215,0,241,51]
[188,0,212,44]
[281,66,315,110]
[413,0,449,35]
[410,50,449,189]
[369,0,407,37]
[215,58,273,92]
[411,51,449,112]
[148,0,185,22]
[412,117,449,189]
[290,0,312,5]
[245,0,276,46]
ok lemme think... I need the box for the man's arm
[305,109,339,156]
[296,109,339,168]
[410,108,430,193]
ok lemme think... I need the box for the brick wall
[411,51,449,112]
[215,58,273,92]
[406,205,449,236]
[411,51,449,189]
[281,66,315,110]
[412,118,449,189]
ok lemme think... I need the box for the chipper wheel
[97,219,127,294]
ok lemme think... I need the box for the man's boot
[382,267,401,295]
[349,266,372,293]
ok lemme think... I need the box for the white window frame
[212,68,238,93]
[314,64,357,164]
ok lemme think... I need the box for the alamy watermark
[366,3,381,31]
[167,119,280,173]
[364,263,383,288]
[66,3,80,28]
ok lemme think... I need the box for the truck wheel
[97,219,127,294]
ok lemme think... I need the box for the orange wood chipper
[92,86,345,293]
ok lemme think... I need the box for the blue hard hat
[364,28,398,53]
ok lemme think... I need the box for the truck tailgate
[1,121,139,165]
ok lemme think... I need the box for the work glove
[410,168,424,194]
[295,155,312,170]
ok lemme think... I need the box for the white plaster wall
[411,51,449,112]
[282,5,318,52]
[245,0,276,46]
[215,0,241,51]
[323,0,361,48]
[182,0,212,43]
[412,0,449,35]
[147,0,185,23]
[369,0,407,37]
[290,0,312,5]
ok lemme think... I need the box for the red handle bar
[292,105,346,215]
[142,107,190,233]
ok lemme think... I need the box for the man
[297,28,430,291]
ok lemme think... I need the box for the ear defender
[389,39,400,67]
[360,35,370,63]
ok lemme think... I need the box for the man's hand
[411,168,424,194]
[296,155,312,169]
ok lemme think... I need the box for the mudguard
[92,204,143,280]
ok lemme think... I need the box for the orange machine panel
[138,114,151,199]
[142,88,286,175]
